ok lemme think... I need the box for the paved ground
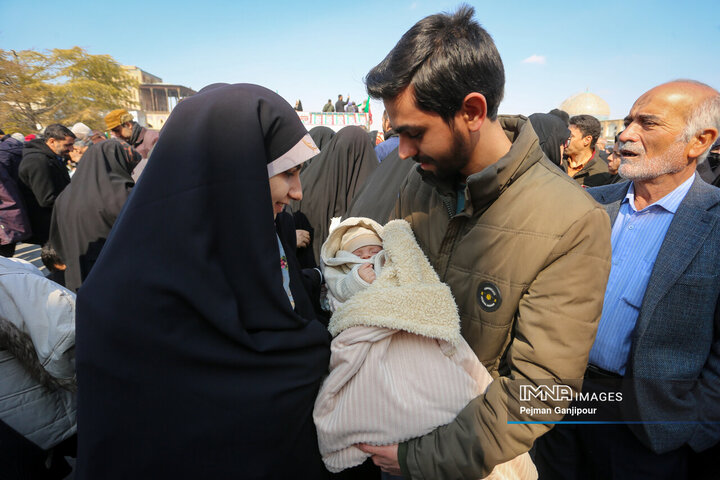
[12,243,45,272]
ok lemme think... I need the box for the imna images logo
[519,384,574,402]
[518,384,623,403]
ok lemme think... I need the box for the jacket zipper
[437,193,465,281]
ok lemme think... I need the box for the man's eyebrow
[624,113,662,125]
[393,125,423,134]
[638,114,662,123]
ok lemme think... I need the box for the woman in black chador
[49,139,140,292]
[75,83,331,479]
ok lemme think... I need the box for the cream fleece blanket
[314,219,537,479]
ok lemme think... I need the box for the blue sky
[3,0,719,128]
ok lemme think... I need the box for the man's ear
[460,93,487,132]
[688,128,718,160]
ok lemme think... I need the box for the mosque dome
[559,92,610,120]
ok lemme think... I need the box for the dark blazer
[588,175,720,454]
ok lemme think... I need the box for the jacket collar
[561,151,598,178]
[24,138,66,167]
[418,115,545,215]
[24,138,60,159]
[591,181,631,224]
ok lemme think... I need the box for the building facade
[121,66,196,129]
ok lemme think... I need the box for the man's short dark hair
[569,114,601,150]
[43,124,75,141]
[338,94,343,99]
[548,108,570,126]
[365,5,505,122]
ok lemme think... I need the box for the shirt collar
[623,173,695,213]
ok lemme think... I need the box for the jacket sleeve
[19,157,65,208]
[401,206,612,479]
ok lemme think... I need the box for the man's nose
[398,137,417,160]
[618,127,634,144]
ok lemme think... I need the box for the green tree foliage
[0,47,138,134]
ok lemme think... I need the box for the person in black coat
[75,84,332,479]
[18,124,74,244]
[528,112,570,168]
[48,139,141,292]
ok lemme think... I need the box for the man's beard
[618,140,687,181]
[414,128,472,180]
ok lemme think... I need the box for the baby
[315,218,537,479]
[320,218,385,311]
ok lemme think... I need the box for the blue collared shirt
[588,174,695,375]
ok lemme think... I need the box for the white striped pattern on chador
[313,219,537,479]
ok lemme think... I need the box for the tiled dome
[560,92,610,120]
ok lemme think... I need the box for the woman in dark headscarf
[291,126,379,262]
[344,145,415,224]
[308,126,336,152]
[49,139,140,292]
[528,113,571,168]
[75,84,331,479]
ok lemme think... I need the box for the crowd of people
[1,5,719,480]
[320,94,370,114]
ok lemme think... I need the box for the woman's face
[268,165,302,219]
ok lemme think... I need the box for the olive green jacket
[562,151,612,187]
[392,116,612,479]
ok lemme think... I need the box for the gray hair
[678,80,720,163]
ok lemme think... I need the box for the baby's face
[352,245,382,260]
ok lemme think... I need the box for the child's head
[41,243,66,272]
[340,226,383,260]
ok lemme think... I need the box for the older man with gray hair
[535,80,720,480]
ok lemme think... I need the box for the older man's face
[617,86,692,181]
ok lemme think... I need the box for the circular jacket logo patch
[477,281,502,312]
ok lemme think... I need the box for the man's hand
[357,443,401,476]
[358,263,376,283]
[295,229,310,248]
